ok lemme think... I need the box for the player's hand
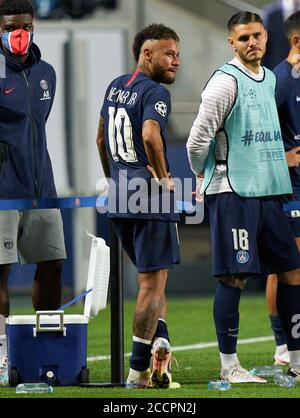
[147,164,158,180]
[147,165,175,192]
[160,176,175,193]
[192,175,204,203]
[286,147,300,168]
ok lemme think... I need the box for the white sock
[132,336,152,345]
[275,344,287,356]
[0,335,7,363]
[220,352,239,370]
[152,337,170,347]
[0,315,5,335]
[127,368,149,381]
[289,350,300,371]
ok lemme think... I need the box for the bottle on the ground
[16,383,53,394]
[249,365,283,377]
[208,380,231,391]
[274,374,296,388]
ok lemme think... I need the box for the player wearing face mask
[0,28,34,56]
[0,0,66,386]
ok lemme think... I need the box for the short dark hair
[0,0,34,19]
[132,23,179,62]
[227,11,264,32]
[285,11,300,43]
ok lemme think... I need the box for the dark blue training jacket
[0,43,57,199]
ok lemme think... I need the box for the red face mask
[1,29,34,55]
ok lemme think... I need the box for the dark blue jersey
[274,60,300,195]
[100,70,179,221]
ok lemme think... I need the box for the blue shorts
[285,189,300,237]
[207,193,300,277]
[111,219,181,273]
[288,217,300,238]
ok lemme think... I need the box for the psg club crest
[40,79,49,91]
[236,250,249,264]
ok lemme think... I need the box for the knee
[218,275,247,290]
[36,260,64,279]
[278,269,300,285]
[0,264,11,283]
[139,271,167,295]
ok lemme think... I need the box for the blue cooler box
[6,311,90,386]
[6,234,110,387]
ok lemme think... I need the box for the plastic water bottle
[208,380,232,391]
[249,365,283,377]
[16,383,53,394]
[274,374,296,388]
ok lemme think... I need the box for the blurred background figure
[33,0,118,19]
[263,0,300,69]
[33,0,61,19]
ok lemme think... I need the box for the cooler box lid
[8,314,88,325]
[84,233,110,319]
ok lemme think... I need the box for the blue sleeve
[45,64,56,122]
[142,85,171,131]
[100,85,111,118]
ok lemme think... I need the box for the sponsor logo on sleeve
[40,79,51,101]
[155,101,167,117]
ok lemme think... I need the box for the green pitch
[1,295,300,398]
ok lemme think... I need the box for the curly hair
[0,0,34,18]
[132,23,179,62]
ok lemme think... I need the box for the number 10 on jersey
[108,107,138,163]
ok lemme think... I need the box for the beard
[240,47,265,64]
[151,64,176,84]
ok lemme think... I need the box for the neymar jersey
[274,60,300,196]
[100,70,179,221]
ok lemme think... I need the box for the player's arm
[286,147,300,168]
[186,73,237,176]
[96,116,110,178]
[273,73,299,167]
[142,119,174,192]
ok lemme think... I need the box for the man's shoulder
[273,60,291,80]
[36,58,56,77]
[204,67,237,93]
